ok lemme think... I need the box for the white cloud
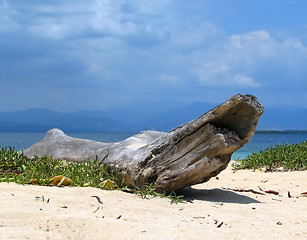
[196,30,307,88]
[92,0,139,36]
[229,30,270,46]
[232,74,259,87]
[226,30,307,62]
[21,0,172,41]
[226,30,278,58]
[0,0,20,32]
[197,61,259,87]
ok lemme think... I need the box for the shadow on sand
[178,187,261,204]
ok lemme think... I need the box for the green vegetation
[232,141,307,171]
[0,147,183,204]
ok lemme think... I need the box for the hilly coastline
[0,102,306,132]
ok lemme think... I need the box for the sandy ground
[0,165,306,240]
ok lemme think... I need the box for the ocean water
[0,132,135,151]
[232,133,307,160]
[0,132,306,160]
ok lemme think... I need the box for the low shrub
[232,141,307,171]
[0,147,182,203]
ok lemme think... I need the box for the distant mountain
[139,102,216,131]
[0,108,132,132]
[0,103,306,132]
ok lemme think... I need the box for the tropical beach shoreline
[0,165,306,240]
[1,132,307,160]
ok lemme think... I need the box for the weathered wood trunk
[24,94,263,193]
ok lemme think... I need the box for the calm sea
[0,132,306,160]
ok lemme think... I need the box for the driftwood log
[24,94,263,193]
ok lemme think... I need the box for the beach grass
[2,141,305,203]
[232,141,307,171]
[0,147,183,203]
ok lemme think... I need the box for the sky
[1,0,307,112]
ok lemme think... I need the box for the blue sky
[1,0,306,112]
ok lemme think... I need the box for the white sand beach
[0,165,306,240]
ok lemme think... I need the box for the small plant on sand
[0,147,183,203]
[232,141,307,171]
[0,147,116,186]
[131,183,183,204]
